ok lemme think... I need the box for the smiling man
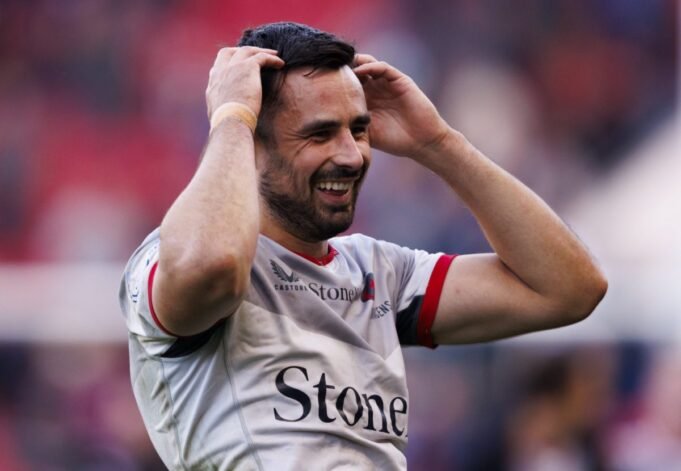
[119,22,607,470]
[257,63,371,244]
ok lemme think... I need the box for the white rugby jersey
[119,229,455,470]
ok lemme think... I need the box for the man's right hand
[205,46,284,119]
[154,47,278,337]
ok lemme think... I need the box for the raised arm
[152,47,284,336]
[353,55,607,344]
[420,132,607,343]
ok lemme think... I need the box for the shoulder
[331,232,377,250]
[121,228,161,289]
[125,228,161,268]
[330,233,393,260]
[331,233,418,269]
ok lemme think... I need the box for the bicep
[151,260,246,337]
[431,253,565,344]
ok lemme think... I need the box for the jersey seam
[133,342,189,471]
[381,250,401,342]
[157,359,190,471]
[221,334,265,471]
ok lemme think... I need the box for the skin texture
[152,46,607,339]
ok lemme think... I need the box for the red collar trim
[293,245,338,266]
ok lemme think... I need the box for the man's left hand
[353,54,450,160]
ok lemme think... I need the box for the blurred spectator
[0,345,30,470]
[608,348,681,471]
[0,0,675,260]
[463,347,617,471]
[503,351,615,471]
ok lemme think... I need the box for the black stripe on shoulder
[161,321,225,358]
[396,295,423,346]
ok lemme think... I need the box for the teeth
[317,181,352,191]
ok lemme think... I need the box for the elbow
[178,251,252,299]
[155,251,251,336]
[222,252,253,299]
[160,245,254,303]
[583,263,609,315]
[557,266,609,326]
[199,252,252,300]
[591,267,609,307]
[153,229,256,335]
[159,227,256,299]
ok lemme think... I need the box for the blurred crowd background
[0,0,678,469]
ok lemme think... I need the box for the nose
[330,128,366,171]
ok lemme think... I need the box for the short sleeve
[118,229,177,356]
[377,241,456,348]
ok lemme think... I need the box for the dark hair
[237,22,355,141]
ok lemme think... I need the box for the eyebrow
[297,113,371,135]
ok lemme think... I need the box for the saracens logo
[361,273,375,302]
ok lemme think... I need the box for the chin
[323,207,354,227]
[308,212,354,241]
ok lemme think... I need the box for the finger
[232,46,279,60]
[357,74,370,85]
[210,47,280,82]
[216,46,239,59]
[249,52,285,69]
[240,46,279,54]
[213,46,278,69]
[212,47,238,69]
[353,61,402,82]
[353,53,378,67]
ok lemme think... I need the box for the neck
[260,211,330,259]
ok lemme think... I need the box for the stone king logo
[272,365,408,437]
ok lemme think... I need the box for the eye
[352,126,368,139]
[309,129,333,142]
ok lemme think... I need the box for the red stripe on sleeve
[147,261,180,337]
[417,254,457,348]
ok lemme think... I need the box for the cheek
[276,164,316,197]
[359,144,372,168]
[261,151,310,188]
[294,154,327,182]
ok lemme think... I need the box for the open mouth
[315,180,354,204]
[317,181,352,194]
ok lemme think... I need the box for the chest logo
[361,273,375,302]
[273,365,408,437]
[270,260,300,283]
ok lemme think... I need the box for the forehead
[275,66,367,125]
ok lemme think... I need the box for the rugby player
[119,22,607,470]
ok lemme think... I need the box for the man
[119,22,607,470]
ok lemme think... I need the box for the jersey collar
[293,245,338,266]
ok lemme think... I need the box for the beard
[259,152,368,243]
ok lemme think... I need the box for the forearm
[159,119,259,289]
[419,129,606,313]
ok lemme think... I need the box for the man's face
[258,65,371,242]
